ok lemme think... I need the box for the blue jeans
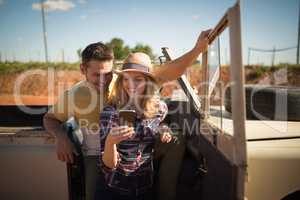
[94,174,153,200]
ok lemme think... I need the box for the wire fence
[247,46,297,66]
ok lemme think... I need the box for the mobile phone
[118,110,136,127]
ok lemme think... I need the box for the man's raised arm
[153,29,211,85]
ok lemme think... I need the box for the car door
[157,2,247,200]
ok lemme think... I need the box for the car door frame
[202,2,247,199]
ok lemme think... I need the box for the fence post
[247,47,251,66]
[271,46,276,66]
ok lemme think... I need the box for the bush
[0,61,80,74]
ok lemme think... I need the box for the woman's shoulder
[157,100,168,120]
[147,96,168,120]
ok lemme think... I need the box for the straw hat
[114,52,157,82]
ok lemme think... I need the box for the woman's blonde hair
[108,73,159,118]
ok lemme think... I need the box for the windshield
[182,28,300,139]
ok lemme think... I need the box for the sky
[0,0,299,65]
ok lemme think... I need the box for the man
[43,29,210,200]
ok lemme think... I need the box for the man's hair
[81,42,114,63]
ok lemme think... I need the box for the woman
[96,52,172,200]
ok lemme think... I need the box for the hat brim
[113,69,158,83]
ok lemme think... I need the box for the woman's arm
[153,29,211,85]
[102,138,118,169]
[101,126,135,169]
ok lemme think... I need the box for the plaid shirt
[98,101,168,196]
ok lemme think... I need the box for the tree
[105,38,129,60]
[77,48,82,61]
[105,38,156,60]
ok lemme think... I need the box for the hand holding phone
[107,126,135,145]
